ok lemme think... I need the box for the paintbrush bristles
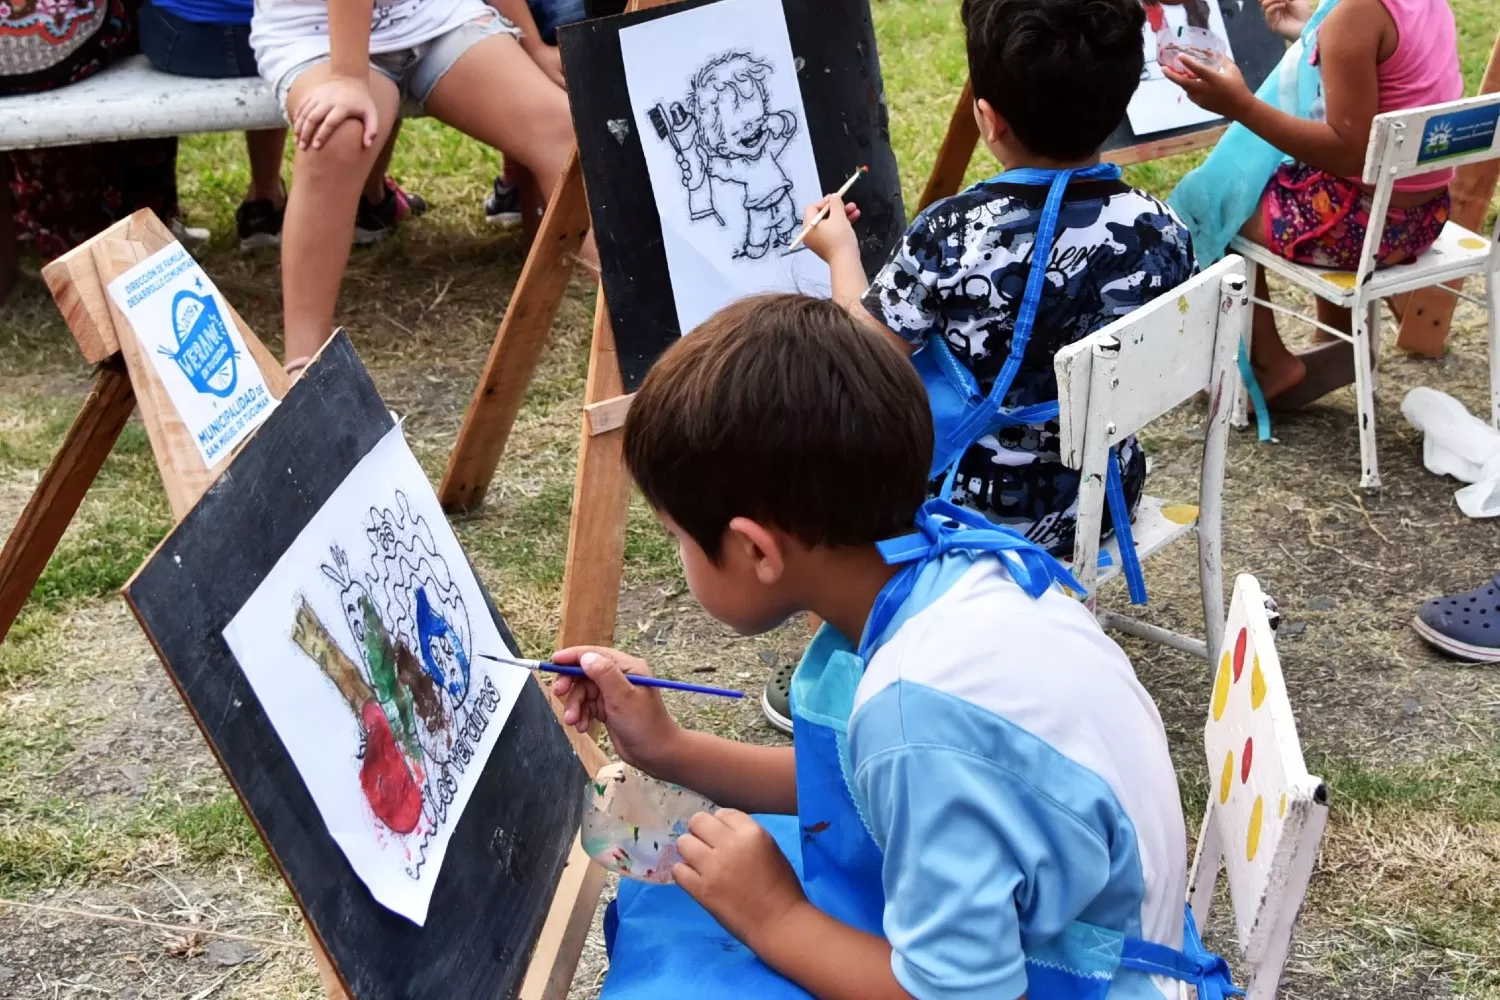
[785,166,868,254]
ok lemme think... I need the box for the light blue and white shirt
[845,552,1187,1000]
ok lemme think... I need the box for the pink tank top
[1376,0,1464,191]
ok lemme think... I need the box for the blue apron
[601,501,1239,999]
[915,164,1147,604]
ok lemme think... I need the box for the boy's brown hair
[624,294,932,561]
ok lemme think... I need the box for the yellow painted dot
[1458,236,1488,251]
[1250,656,1267,709]
[1247,795,1264,861]
[1322,271,1357,289]
[1219,750,1235,804]
[1161,503,1199,525]
[1212,653,1232,721]
[1279,793,1287,819]
[1177,295,1191,316]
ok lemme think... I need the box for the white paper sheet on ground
[1402,387,1500,517]
[106,243,275,467]
[1127,3,1236,136]
[620,0,830,334]
[221,424,529,924]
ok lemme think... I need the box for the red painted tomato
[360,701,423,834]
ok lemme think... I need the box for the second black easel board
[124,333,587,999]
[560,0,906,390]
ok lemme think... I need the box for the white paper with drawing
[1128,0,1236,136]
[620,0,829,333]
[221,425,528,925]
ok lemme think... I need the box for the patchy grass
[1,2,1500,997]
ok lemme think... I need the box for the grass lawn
[3,2,1500,996]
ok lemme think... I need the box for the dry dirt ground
[2,184,1500,999]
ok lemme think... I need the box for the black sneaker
[353,186,401,246]
[236,199,284,249]
[484,176,523,228]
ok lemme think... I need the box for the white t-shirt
[250,0,498,94]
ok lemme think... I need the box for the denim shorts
[273,10,517,116]
[139,1,258,79]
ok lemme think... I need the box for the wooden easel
[0,209,609,999]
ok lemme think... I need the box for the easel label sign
[106,244,275,466]
[220,424,530,925]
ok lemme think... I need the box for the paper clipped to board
[620,0,832,334]
[105,244,276,466]
[221,425,530,925]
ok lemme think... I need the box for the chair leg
[1230,260,1257,432]
[1488,266,1499,429]
[1352,297,1382,491]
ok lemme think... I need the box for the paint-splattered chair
[1189,573,1329,999]
[1230,93,1500,492]
[1053,255,1250,660]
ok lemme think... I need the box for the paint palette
[581,762,718,884]
[1203,575,1326,952]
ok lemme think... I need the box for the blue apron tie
[915,163,1148,604]
[1238,347,1274,442]
[1119,907,1244,1000]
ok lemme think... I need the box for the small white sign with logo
[107,244,276,467]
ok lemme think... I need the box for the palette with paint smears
[581,762,718,883]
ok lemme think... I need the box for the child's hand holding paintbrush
[793,171,870,315]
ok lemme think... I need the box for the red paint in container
[1156,26,1228,74]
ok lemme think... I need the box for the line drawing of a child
[658,51,802,260]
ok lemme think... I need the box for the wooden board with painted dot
[1203,574,1327,955]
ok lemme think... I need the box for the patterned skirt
[1263,163,1449,271]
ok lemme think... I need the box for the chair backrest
[1055,255,1247,469]
[1190,574,1329,1000]
[1363,92,1500,187]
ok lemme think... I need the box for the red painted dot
[1241,737,1254,783]
[1233,628,1247,682]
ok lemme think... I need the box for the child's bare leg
[245,128,288,205]
[362,121,403,203]
[1240,208,1307,401]
[280,66,400,365]
[424,33,597,265]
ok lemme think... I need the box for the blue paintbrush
[477,652,744,699]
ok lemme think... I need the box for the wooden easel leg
[0,360,135,642]
[310,930,352,999]
[556,288,633,652]
[0,153,18,306]
[1395,32,1500,357]
[440,152,593,513]
[918,78,980,212]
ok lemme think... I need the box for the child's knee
[295,119,379,180]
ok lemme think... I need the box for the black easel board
[560,0,905,391]
[1102,0,1287,154]
[123,333,587,1000]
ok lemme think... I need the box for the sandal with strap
[1413,572,1500,663]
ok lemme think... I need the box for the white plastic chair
[1053,255,1249,660]
[1230,93,1500,492]
[1189,573,1329,1000]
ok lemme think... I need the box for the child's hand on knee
[551,646,681,769]
[292,76,381,152]
[800,195,861,266]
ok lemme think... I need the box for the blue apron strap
[1118,906,1243,1000]
[867,500,1086,658]
[1237,345,1273,442]
[1105,447,1148,605]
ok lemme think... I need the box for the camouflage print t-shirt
[863,176,1196,555]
